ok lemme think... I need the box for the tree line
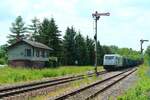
[0,16,143,66]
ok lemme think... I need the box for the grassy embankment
[0,66,103,85]
[118,65,150,100]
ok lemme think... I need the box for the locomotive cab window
[105,56,114,59]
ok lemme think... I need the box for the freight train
[103,54,142,71]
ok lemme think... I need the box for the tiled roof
[8,39,53,50]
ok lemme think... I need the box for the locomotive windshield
[105,56,114,60]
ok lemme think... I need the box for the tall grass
[118,65,150,100]
[0,66,103,85]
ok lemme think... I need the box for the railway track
[54,68,136,100]
[0,70,107,99]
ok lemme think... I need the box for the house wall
[32,48,49,61]
[8,42,49,61]
[8,42,32,60]
[8,60,45,68]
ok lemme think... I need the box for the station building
[7,39,53,68]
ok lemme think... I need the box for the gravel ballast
[94,71,138,100]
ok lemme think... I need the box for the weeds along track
[0,71,107,99]
[54,68,136,100]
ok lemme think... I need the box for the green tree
[63,27,76,65]
[102,45,112,54]
[28,17,40,41]
[8,16,27,44]
[0,44,8,64]
[109,45,119,54]
[97,41,104,65]
[85,36,95,65]
[75,32,87,65]
[38,18,50,43]
[145,46,150,57]
[38,18,62,60]
[117,48,140,59]
[109,45,141,60]
[145,45,150,64]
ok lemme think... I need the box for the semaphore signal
[92,11,110,75]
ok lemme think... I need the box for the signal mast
[92,11,110,75]
[140,39,149,60]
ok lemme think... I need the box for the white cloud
[4,0,30,16]
[0,0,150,50]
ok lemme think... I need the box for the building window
[46,51,49,57]
[25,49,31,57]
[42,50,45,57]
[36,50,40,57]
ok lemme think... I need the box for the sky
[0,0,150,51]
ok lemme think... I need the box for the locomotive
[103,54,142,71]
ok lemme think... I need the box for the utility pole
[140,39,149,59]
[92,11,110,75]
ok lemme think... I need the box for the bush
[118,65,150,100]
[45,61,59,68]
[0,58,5,65]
